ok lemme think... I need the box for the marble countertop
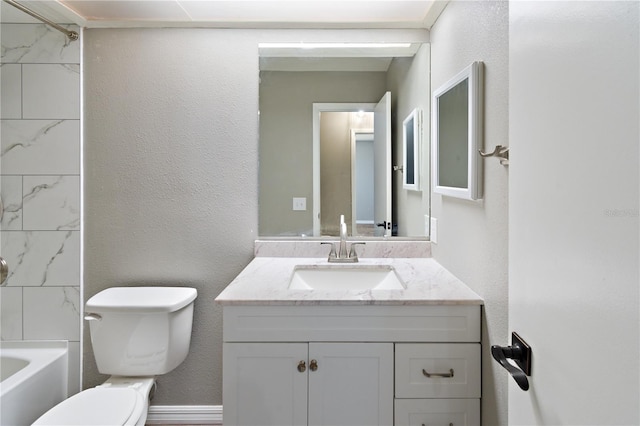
[215,257,483,306]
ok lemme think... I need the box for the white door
[509,2,639,424]
[308,343,394,426]
[223,343,308,426]
[373,92,392,237]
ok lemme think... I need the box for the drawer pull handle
[310,359,318,371]
[422,368,454,378]
[297,361,306,373]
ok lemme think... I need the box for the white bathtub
[0,341,68,426]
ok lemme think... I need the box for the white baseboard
[146,405,222,425]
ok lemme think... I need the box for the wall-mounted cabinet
[432,61,484,200]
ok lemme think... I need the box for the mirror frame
[402,108,421,191]
[432,61,484,200]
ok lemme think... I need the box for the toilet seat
[33,387,144,426]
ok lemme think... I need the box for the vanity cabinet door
[308,343,394,426]
[223,343,308,426]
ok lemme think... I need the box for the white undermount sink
[288,265,405,291]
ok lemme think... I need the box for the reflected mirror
[402,108,421,191]
[432,61,484,200]
[259,42,431,238]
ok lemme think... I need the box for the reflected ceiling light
[259,42,412,49]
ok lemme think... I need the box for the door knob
[491,332,531,391]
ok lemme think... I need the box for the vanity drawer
[395,343,481,398]
[224,305,481,342]
[394,399,480,426]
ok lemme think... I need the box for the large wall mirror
[432,61,484,200]
[258,42,431,238]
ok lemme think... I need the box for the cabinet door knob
[297,361,306,373]
[422,368,454,378]
[310,359,318,371]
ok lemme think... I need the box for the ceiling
[2,0,446,29]
[2,0,444,72]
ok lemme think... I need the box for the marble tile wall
[1,22,81,395]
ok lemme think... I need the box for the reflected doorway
[313,93,392,237]
[318,110,373,236]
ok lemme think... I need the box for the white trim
[146,405,223,425]
[350,129,357,232]
[351,129,374,233]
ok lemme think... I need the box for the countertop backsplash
[254,239,431,258]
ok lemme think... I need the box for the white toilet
[33,286,197,426]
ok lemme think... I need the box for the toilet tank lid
[86,287,197,313]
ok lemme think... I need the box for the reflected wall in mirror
[259,43,431,238]
[432,61,484,200]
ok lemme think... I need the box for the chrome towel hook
[479,145,509,166]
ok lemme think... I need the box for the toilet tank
[85,287,197,376]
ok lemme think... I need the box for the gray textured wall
[83,28,259,405]
[387,43,431,237]
[429,2,509,425]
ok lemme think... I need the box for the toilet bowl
[32,287,197,426]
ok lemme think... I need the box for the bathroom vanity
[216,256,483,426]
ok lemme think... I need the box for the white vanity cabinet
[221,304,481,426]
[223,342,393,426]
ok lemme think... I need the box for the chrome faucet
[338,218,348,259]
[321,215,365,263]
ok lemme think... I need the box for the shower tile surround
[1,22,81,395]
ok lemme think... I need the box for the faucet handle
[321,242,337,260]
[348,242,365,260]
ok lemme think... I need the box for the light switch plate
[430,217,438,243]
[292,197,306,211]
